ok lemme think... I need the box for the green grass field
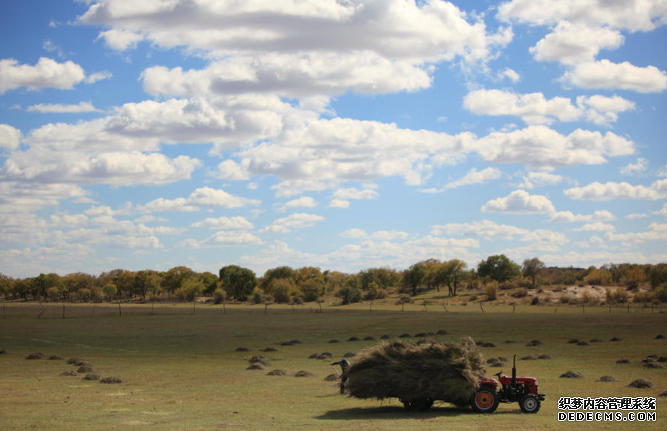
[1,303,665,430]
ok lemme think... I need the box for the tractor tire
[520,394,541,414]
[402,398,434,412]
[471,387,499,413]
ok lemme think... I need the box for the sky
[1,0,667,279]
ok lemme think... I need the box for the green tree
[268,278,293,303]
[403,263,426,296]
[219,265,257,301]
[438,259,468,296]
[103,283,117,302]
[175,278,204,301]
[522,257,545,288]
[161,266,195,295]
[477,255,520,283]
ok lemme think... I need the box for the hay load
[344,337,485,408]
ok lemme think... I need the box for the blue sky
[1,0,667,278]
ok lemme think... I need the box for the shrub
[268,278,292,303]
[654,284,667,303]
[633,291,652,303]
[484,283,497,300]
[606,287,629,304]
[251,289,264,304]
[584,268,612,286]
[499,281,517,291]
[530,296,540,305]
[511,289,528,299]
[338,284,362,305]
[213,288,227,304]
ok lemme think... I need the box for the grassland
[1,302,665,430]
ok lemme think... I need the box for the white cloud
[574,222,616,232]
[498,67,520,83]
[444,167,501,189]
[605,223,667,243]
[370,230,410,241]
[279,196,317,212]
[627,213,648,219]
[26,101,102,114]
[620,158,648,176]
[96,28,145,51]
[328,199,350,209]
[564,181,664,200]
[0,58,85,93]
[549,210,616,223]
[518,171,563,189]
[260,213,324,234]
[340,228,367,239]
[0,124,21,149]
[192,216,254,231]
[562,60,667,93]
[464,89,635,126]
[85,71,113,84]
[328,186,379,208]
[431,219,529,240]
[481,190,556,214]
[142,187,260,213]
[202,231,263,247]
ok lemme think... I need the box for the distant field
[1,303,665,430]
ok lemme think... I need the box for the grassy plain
[1,302,665,430]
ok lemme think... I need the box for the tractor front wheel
[402,398,434,412]
[519,394,541,413]
[471,387,499,413]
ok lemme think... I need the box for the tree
[403,263,426,296]
[438,259,468,296]
[522,257,545,289]
[161,266,194,295]
[134,270,161,300]
[103,284,117,302]
[219,265,257,301]
[477,255,520,284]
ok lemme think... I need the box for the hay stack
[344,337,485,407]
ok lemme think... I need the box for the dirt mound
[642,355,658,363]
[308,353,320,359]
[643,362,664,369]
[610,337,623,342]
[590,338,603,343]
[537,354,551,360]
[281,339,303,346]
[318,352,333,360]
[504,340,518,344]
[380,335,392,339]
[628,379,653,388]
[659,356,667,362]
[577,341,589,346]
[525,340,542,347]
[260,347,278,352]
[616,358,630,364]
[363,336,376,341]
[324,373,339,381]
[596,376,619,382]
[249,356,270,367]
[66,357,79,364]
[295,371,314,377]
[59,371,78,376]
[101,377,122,384]
[656,334,666,340]
[328,339,339,343]
[83,373,101,381]
[267,369,287,376]
[659,390,667,397]
[437,330,448,335]
[344,337,485,407]
[498,356,509,362]
[414,333,427,338]
[398,333,411,338]
[77,366,94,374]
[560,371,584,378]
[247,363,265,370]
[235,347,250,352]
[347,337,360,342]
[26,352,45,360]
[0,349,7,354]
[48,355,63,360]
[520,356,536,361]
[343,352,356,358]
[75,361,90,367]
[567,339,580,344]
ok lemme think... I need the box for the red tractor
[471,355,545,414]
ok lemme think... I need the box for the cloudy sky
[1,0,667,278]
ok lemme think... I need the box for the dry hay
[567,338,580,344]
[610,337,623,342]
[343,352,356,358]
[295,371,314,377]
[658,390,667,397]
[318,352,333,360]
[398,333,411,338]
[656,334,666,340]
[249,356,271,367]
[267,369,287,376]
[48,355,63,360]
[59,371,78,376]
[560,371,584,378]
[247,363,266,370]
[628,379,653,388]
[235,347,250,352]
[77,366,94,374]
[520,356,536,361]
[577,341,589,346]
[659,356,667,362]
[308,353,320,359]
[504,340,518,344]
[100,377,122,384]
[498,356,509,362]
[83,372,101,381]
[643,362,665,369]
[616,358,631,364]
[0,349,7,354]
[324,373,340,381]
[380,334,392,339]
[525,340,542,347]
[476,341,496,348]
[260,347,278,352]
[344,337,485,407]
[436,330,448,335]
[414,332,427,338]
[537,354,552,360]
[590,338,603,343]
[363,336,376,341]
[642,355,658,363]
[25,352,45,360]
[596,376,619,382]
[347,336,360,342]
[75,361,91,367]
[66,357,79,364]
[328,339,339,343]
[281,339,303,346]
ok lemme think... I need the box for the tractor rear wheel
[471,387,499,413]
[520,394,540,413]
[402,398,434,412]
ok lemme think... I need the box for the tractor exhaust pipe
[512,354,517,388]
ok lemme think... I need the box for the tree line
[2,256,667,304]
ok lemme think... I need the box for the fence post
[627,304,630,314]
[193,301,196,315]
[265,303,268,315]
[423,299,427,312]
[513,304,516,314]
[582,304,585,314]
[480,302,485,313]
[3,303,5,319]
[118,303,122,316]
[62,304,66,319]
[369,300,372,313]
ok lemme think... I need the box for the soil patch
[66,358,79,364]
[347,337,360,342]
[537,354,551,360]
[247,364,265,370]
[60,371,78,376]
[398,333,411,338]
[643,362,664,369]
[318,352,333,360]
[596,376,619,382]
[567,339,580,344]
[610,337,623,342]
[26,352,45,360]
[520,356,536,361]
[577,341,589,346]
[363,336,376,341]
[616,358,630,364]
[235,347,249,352]
[343,352,356,358]
[309,353,320,359]
[656,335,666,340]
[324,373,339,381]
[526,340,542,347]
[560,371,584,378]
[328,339,339,343]
[295,371,314,377]
[249,356,270,367]
[628,379,653,388]
[48,355,63,360]
[260,347,278,352]
[380,335,392,339]
[281,339,303,346]
[101,377,122,384]
[590,338,603,343]
[83,373,101,381]
[78,366,94,374]
[267,369,287,376]
[436,330,448,335]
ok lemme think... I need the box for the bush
[338,285,362,305]
[252,289,264,304]
[606,287,629,304]
[633,291,652,303]
[213,288,227,304]
[267,278,292,303]
[530,296,540,305]
[483,283,498,300]
[499,281,518,290]
[584,269,612,286]
[654,285,667,303]
[511,289,528,298]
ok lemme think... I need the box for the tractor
[471,354,545,413]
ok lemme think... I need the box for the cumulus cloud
[564,181,664,200]
[620,158,648,176]
[464,89,635,126]
[192,216,254,230]
[142,187,260,213]
[443,167,502,189]
[605,223,667,243]
[260,213,324,234]
[201,231,263,247]
[328,186,379,208]
[0,57,86,93]
[574,222,616,232]
[549,210,616,223]
[0,124,21,150]
[279,196,317,212]
[518,171,563,189]
[562,60,667,93]
[482,190,556,214]
[431,219,529,240]
[26,101,102,114]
